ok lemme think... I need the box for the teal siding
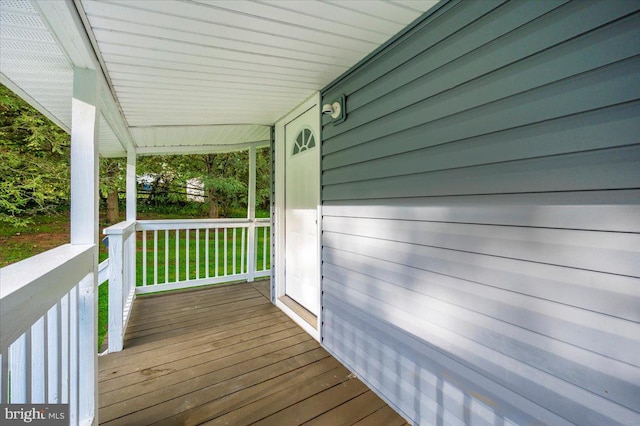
[320,1,640,425]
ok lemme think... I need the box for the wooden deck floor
[98,280,409,426]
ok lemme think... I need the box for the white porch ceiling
[1,0,439,156]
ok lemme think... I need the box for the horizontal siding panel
[323,247,640,328]
[324,144,640,200]
[323,216,640,277]
[324,53,640,157]
[322,260,640,412]
[323,190,640,233]
[323,102,640,182]
[325,3,640,141]
[323,245,639,331]
[323,293,639,426]
[322,235,640,365]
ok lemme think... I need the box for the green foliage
[0,84,70,227]
[132,148,271,218]
[99,157,126,198]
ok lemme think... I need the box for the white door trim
[274,92,321,342]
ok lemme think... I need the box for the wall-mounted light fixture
[322,94,346,124]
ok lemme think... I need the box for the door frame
[274,92,322,342]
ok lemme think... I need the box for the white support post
[106,231,124,353]
[125,150,137,326]
[70,67,99,425]
[126,150,137,221]
[247,145,257,282]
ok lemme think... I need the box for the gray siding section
[320,1,640,425]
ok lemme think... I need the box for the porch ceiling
[1,0,439,156]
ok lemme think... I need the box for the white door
[285,104,320,315]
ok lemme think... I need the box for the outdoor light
[322,101,341,118]
[321,94,347,124]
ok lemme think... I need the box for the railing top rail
[255,218,271,223]
[138,218,252,225]
[136,218,267,231]
[0,243,94,350]
[103,220,137,236]
[98,259,110,286]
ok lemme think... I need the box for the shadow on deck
[98,280,408,425]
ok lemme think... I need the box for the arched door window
[292,127,316,155]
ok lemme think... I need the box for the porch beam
[70,67,99,425]
[136,141,270,156]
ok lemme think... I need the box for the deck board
[98,280,409,425]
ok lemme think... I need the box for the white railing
[0,244,97,425]
[103,218,271,352]
[102,221,137,353]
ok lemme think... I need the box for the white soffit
[79,0,438,126]
[0,0,73,130]
[132,124,271,155]
[0,0,128,155]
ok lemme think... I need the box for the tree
[0,84,70,227]
[99,157,126,223]
[174,153,247,218]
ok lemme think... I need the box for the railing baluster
[232,228,237,275]
[196,228,200,279]
[47,303,60,403]
[60,294,69,404]
[241,227,246,274]
[205,228,210,278]
[165,229,169,284]
[175,229,180,282]
[31,317,46,403]
[9,334,27,402]
[186,229,190,281]
[69,286,78,425]
[215,228,219,277]
[142,229,147,286]
[224,228,228,277]
[263,226,268,271]
[153,230,158,285]
[0,347,8,403]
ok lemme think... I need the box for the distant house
[186,178,205,203]
[136,174,155,192]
